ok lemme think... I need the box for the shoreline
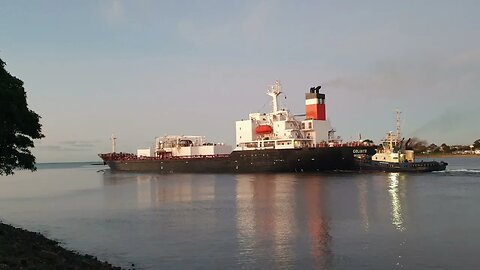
[416,154,480,158]
[0,222,123,269]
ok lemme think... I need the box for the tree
[0,58,44,175]
[440,143,451,153]
[427,143,440,153]
[474,139,480,149]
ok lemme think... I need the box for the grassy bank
[0,222,122,270]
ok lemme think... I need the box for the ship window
[308,123,312,129]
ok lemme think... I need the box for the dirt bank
[0,222,123,270]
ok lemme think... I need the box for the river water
[1,157,480,269]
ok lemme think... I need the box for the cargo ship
[355,111,448,172]
[99,81,376,173]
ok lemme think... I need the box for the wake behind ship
[99,81,376,173]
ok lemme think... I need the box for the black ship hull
[355,159,448,172]
[104,146,375,173]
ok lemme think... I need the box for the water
[1,158,480,269]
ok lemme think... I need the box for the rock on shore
[0,222,122,270]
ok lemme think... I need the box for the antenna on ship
[111,134,117,153]
[396,110,401,140]
[267,80,282,113]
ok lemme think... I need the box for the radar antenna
[267,80,282,113]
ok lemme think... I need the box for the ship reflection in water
[356,177,370,232]
[235,174,331,269]
[104,173,217,207]
[101,171,412,269]
[103,172,332,269]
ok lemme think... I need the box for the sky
[1,0,479,162]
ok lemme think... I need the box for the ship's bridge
[235,81,335,151]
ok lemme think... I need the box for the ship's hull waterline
[105,146,376,174]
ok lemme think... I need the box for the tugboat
[356,111,447,172]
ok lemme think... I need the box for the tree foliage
[0,58,44,175]
[440,143,451,153]
[474,139,480,149]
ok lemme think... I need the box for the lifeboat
[255,125,273,134]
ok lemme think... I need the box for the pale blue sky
[1,0,479,162]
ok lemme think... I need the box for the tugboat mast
[396,110,401,141]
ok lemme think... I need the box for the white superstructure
[137,148,153,157]
[136,80,346,157]
[371,111,415,163]
[235,81,338,151]
[153,135,231,157]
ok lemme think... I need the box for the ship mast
[267,80,282,113]
[396,110,401,140]
[111,134,117,153]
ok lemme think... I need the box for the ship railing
[98,152,137,161]
[99,153,230,161]
[137,154,231,160]
[313,141,371,148]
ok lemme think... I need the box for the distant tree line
[404,138,480,154]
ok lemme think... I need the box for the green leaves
[0,58,44,175]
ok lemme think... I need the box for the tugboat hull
[355,159,448,172]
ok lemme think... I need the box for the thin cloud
[448,48,480,67]
[241,0,276,46]
[410,106,480,145]
[175,0,278,48]
[102,0,125,24]
[325,52,479,98]
[37,140,100,152]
